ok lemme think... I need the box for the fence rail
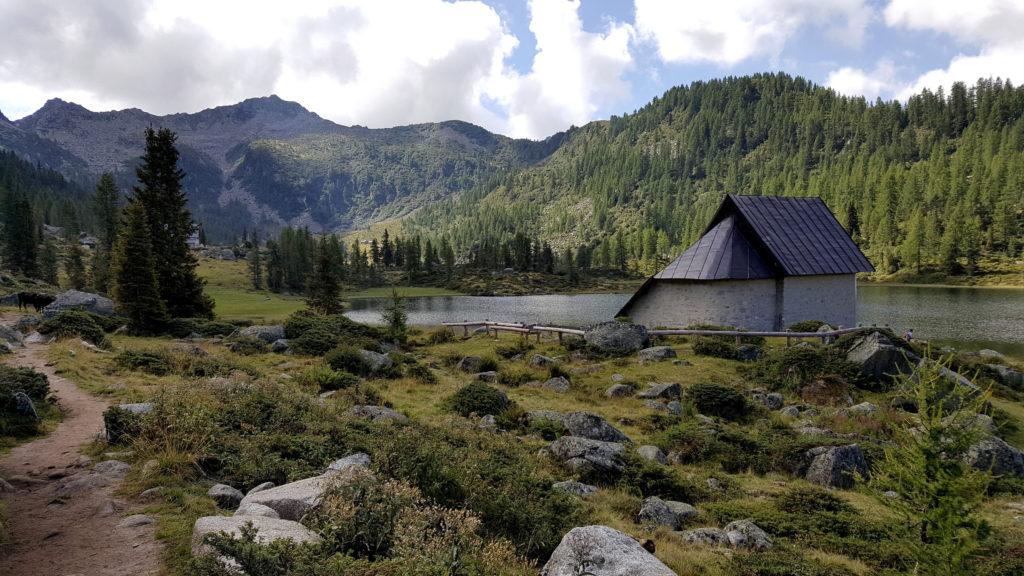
[441,321,867,344]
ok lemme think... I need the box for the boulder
[779,405,801,418]
[235,502,281,519]
[562,412,630,443]
[611,373,625,382]
[552,480,598,497]
[94,460,131,478]
[724,519,773,550]
[637,496,697,529]
[666,401,682,415]
[208,484,244,509]
[0,325,23,347]
[848,402,878,415]
[846,332,919,381]
[236,473,336,521]
[548,436,626,476]
[736,344,762,362]
[540,376,571,393]
[583,322,649,356]
[988,365,1024,389]
[637,445,667,465]
[964,437,1024,477]
[978,349,1004,359]
[639,346,677,362]
[55,473,113,497]
[479,414,498,431]
[12,392,38,420]
[531,354,556,367]
[270,339,290,353]
[118,514,155,528]
[326,452,371,473]
[751,392,784,411]
[802,444,868,488]
[475,371,498,382]
[637,382,681,400]
[191,515,321,557]
[456,356,485,372]
[42,290,116,318]
[345,405,408,423]
[238,325,285,344]
[541,525,676,576]
[359,349,394,374]
[679,527,730,547]
[247,482,275,495]
[606,384,634,398]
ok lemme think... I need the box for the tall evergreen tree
[38,236,58,284]
[3,192,37,276]
[249,231,263,289]
[381,229,395,267]
[306,237,343,314]
[131,128,213,318]
[111,202,167,333]
[91,173,120,292]
[65,242,88,290]
[265,239,284,292]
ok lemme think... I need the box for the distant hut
[617,194,873,331]
[186,232,203,250]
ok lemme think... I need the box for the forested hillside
[405,74,1024,277]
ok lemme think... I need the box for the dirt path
[0,340,162,576]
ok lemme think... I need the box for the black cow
[17,292,55,313]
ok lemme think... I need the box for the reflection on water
[345,285,1024,357]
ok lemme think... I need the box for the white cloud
[0,0,634,139]
[827,59,897,100]
[634,0,873,66]
[885,0,1024,99]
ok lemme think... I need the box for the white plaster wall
[782,274,857,329]
[624,279,778,330]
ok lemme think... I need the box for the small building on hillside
[617,194,873,331]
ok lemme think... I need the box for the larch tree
[131,128,213,319]
[91,172,120,293]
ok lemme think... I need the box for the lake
[345,284,1024,357]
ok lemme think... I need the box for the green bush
[37,310,107,346]
[305,367,360,392]
[692,336,739,359]
[688,382,749,420]
[527,417,566,441]
[103,405,143,445]
[115,349,173,376]
[228,336,268,356]
[616,451,703,502]
[498,369,539,387]
[687,323,766,346]
[0,365,51,438]
[444,383,509,417]
[0,365,50,400]
[788,319,828,332]
[478,356,500,372]
[495,340,533,359]
[426,328,456,344]
[741,346,864,392]
[164,318,236,338]
[775,486,853,515]
[289,328,341,356]
[283,311,381,348]
[405,364,437,384]
[726,547,858,576]
[325,346,372,376]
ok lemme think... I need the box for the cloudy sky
[0,0,1021,139]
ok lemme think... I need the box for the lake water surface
[346,284,1024,357]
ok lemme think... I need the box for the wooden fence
[441,321,869,345]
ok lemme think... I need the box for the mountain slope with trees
[404,73,1024,279]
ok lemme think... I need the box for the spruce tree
[131,128,213,318]
[249,231,263,289]
[65,242,88,290]
[306,237,343,314]
[265,239,284,292]
[38,237,58,284]
[91,173,120,292]
[381,288,408,344]
[3,193,38,276]
[111,202,167,332]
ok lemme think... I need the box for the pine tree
[249,231,263,289]
[65,242,88,290]
[111,202,167,333]
[38,237,58,285]
[3,193,37,276]
[91,173,120,292]
[306,237,343,314]
[381,288,408,344]
[265,239,284,292]
[382,229,394,267]
[131,128,213,318]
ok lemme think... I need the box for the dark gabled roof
[721,194,874,276]
[655,214,774,280]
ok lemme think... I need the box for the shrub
[115,349,173,376]
[325,346,371,376]
[283,311,382,347]
[301,366,361,392]
[692,336,739,359]
[227,336,268,356]
[0,365,50,400]
[103,405,144,445]
[741,346,864,392]
[775,486,853,515]
[37,310,107,346]
[788,319,828,332]
[548,365,570,380]
[478,356,500,372]
[689,382,749,420]
[444,383,509,417]
[426,328,456,345]
[616,451,702,501]
[687,323,766,346]
[164,318,236,338]
[404,364,437,385]
[527,417,566,441]
[726,548,858,576]
[495,339,533,359]
[289,328,341,356]
[498,369,540,387]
